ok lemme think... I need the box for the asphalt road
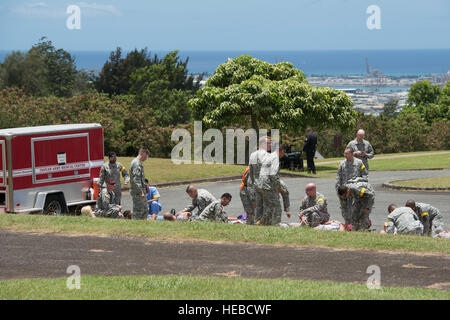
[1,230,449,290]
[121,170,450,230]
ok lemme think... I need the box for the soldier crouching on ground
[299,183,330,227]
[94,179,124,218]
[192,193,232,223]
[405,200,445,237]
[179,185,217,218]
[337,181,375,231]
[382,204,423,235]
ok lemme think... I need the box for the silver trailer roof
[0,123,102,137]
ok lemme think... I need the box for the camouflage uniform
[346,139,375,170]
[95,188,122,218]
[335,158,368,224]
[345,181,375,231]
[258,152,282,226]
[299,192,329,227]
[183,189,217,216]
[386,207,423,235]
[193,199,228,223]
[279,180,290,213]
[249,149,269,223]
[413,203,445,237]
[240,167,256,225]
[98,161,130,205]
[130,157,148,220]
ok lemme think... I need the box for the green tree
[407,80,440,106]
[381,99,399,118]
[0,38,79,97]
[188,55,355,134]
[129,51,203,126]
[0,50,49,96]
[95,47,159,96]
[30,37,78,97]
[401,80,448,124]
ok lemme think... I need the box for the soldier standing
[303,127,318,174]
[335,147,369,230]
[94,179,123,218]
[239,167,256,225]
[346,129,374,170]
[249,136,271,223]
[299,183,329,227]
[258,144,290,226]
[337,181,375,231]
[405,200,445,236]
[130,148,150,220]
[383,205,423,235]
[98,151,130,205]
[279,180,290,218]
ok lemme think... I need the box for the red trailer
[0,124,104,214]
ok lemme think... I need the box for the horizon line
[2,48,450,53]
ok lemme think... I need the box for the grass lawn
[1,274,448,300]
[288,152,450,177]
[116,157,247,184]
[390,176,450,188]
[1,215,448,254]
[112,151,450,184]
[314,150,450,164]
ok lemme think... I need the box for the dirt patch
[1,230,449,290]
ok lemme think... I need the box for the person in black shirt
[303,127,317,174]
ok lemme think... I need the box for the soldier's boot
[307,212,322,228]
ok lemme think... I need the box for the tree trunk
[250,112,258,140]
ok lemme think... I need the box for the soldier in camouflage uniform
[405,200,445,236]
[249,136,271,223]
[258,144,291,226]
[181,185,217,217]
[279,180,290,216]
[130,148,150,220]
[240,167,256,224]
[98,151,130,205]
[95,179,123,218]
[335,147,369,230]
[193,193,231,223]
[337,181,375,231]
[346,129,375,170]
[383,205,423,235]
[299,183,329,227]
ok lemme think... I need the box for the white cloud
[10,2,64,18]
[10,2,122,18]
[77,2,122,17]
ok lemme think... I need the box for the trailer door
[31,133,91,184]
[0,140,5,187]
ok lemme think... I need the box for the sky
[0,0,449,51]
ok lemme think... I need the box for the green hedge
[0,88,448,159]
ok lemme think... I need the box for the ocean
[1,49,449,76]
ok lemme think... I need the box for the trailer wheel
[43,195,63,216]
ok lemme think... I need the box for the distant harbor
[308,72,450,115]
[2,49,449,115]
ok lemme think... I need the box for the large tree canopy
[188,55,356,133]
[402,80,449,124]
[0,37,78,97]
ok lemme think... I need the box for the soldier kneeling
[95,179,124,218]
